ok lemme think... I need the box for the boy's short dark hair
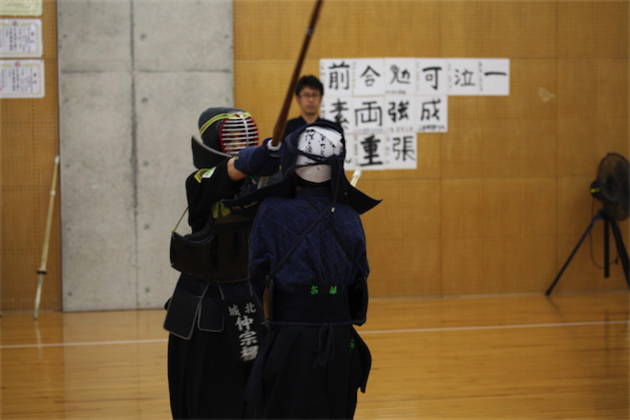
[295,75,324,96]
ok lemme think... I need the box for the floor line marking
[2,320,627,349]
[359,319,629,335]
[1,338,168,349]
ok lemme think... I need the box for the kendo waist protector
[170,213,251,283]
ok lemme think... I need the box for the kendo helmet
[290,124,344,184]
[191,107,259,169]
[281,121,347,190]
[222,121,381,216]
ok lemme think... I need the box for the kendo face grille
[219,113,259,156]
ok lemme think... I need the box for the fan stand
[546,209,630,295]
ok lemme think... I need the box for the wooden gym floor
[1,292,628,419]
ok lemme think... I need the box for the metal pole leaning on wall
[34,155,60,320]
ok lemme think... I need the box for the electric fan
[590,153,629,221]
[546,153,630,295]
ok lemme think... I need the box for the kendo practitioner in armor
[223,121,381,419]
[164,108,281,419]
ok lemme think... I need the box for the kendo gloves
[233,138,282,176]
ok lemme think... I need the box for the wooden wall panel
[475,60,558,122]
[444,58,558,180]
[1,187,61,310]
[442,235,558,295]
[441,120,484,179]
[556,60,599,176]
[558,1,629,59]
[362,179,440,241]
[441,177,559,295]
[234,0,629,298]
[234,1,318,61]
[557,59,629,176]
[224,0,629,298]
[314,1,443,58]
[1,0,60,312]
[440,1,558,59]
[362,179,442,296]
[368,237,443,298]
[441,236,485,295]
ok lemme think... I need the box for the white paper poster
[387,133,418,170]
[321,95,353,134]
[0,59,44,98]
[384,58,416,96]
[353,59,384,96]
[448,59,480,96]
[385,95,416,133]
[0,19,42,57]
[417,95,448,133]
[0,0,42,16]
[355,132,386,170]
[417,58,448,95]
[353,96,385,134]
[320,59,353,97]
[479,59,510,96]
[320,57,511,169]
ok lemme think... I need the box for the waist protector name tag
[222,295,265,365]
